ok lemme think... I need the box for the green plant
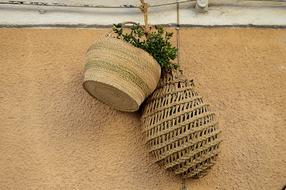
[112,23,178,71]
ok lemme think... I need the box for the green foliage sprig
[112,23,178,71]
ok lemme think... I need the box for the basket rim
[87,36,161,70]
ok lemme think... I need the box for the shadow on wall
[0,28,285,190]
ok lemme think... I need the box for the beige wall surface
[0,28,285,190]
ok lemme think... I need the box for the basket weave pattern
[141,71,222,178]
[84,37,161,112]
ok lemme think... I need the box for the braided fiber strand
[141,71,222,178]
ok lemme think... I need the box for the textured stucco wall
[0,28,285,190]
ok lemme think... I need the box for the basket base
[83,80,139,112]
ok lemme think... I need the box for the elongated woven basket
[141,71,222,178]
[83,37,161,112]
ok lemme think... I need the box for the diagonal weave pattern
[141,71,222,178]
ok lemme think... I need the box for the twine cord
[176,1,181,66]
[139,0,150,33]
[176,3,187,189]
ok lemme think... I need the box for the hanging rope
[176,1,181,66]
[177,3,187,189]
[139,0,150,33]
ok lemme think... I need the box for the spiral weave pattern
[83,37,161,112]
[141,71,222,178]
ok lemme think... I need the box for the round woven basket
[83,37,161,112]
[141,71,222,178]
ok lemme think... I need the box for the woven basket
[141,71,222,178]
[83,37,161,112]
